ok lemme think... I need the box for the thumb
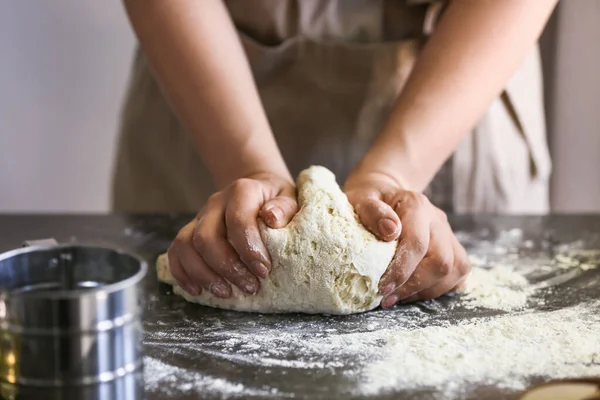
[259,185,298,229]
[349,192,401,242]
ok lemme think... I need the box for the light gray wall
[0,2,598,213]
[545,0,600,212]
[0,1,135,212]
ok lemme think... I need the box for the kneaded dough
[156,166,398,315]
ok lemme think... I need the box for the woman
[112,0,557,308]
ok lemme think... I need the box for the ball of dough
[156,166,398,315]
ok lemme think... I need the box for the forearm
[123,0,290,188]
[358,0,557,191]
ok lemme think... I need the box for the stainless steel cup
[0,243,147,400]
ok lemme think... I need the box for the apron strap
[407,0,448,36]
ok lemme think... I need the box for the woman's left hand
[344,170,471,309]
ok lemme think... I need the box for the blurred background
[0,1,598,213]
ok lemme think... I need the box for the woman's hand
[167,173,297,298]
[344,170,471,309]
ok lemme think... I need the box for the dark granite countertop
[0,214,599,400]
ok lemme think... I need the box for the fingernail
[381,295,399,309]
[184,283,199,296]
[266,206,283,224]
[380,282,396,296]
[242,278,259,294]
[378,218,398,238]
[251,261,270,279]
[210,281,231,298]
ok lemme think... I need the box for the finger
[452,234,472,279]
[412,266,463,301]
[226,180,272,279]
[193,200,260,295]
[379,194,430,294]
[178,240,232,298]
[382,221,455,307]
[259,185,298,229]
[450,235,472,292]
[353,195,401,242]
[410,235,472,301]
[452,277,468,293]
[167,231,199,296]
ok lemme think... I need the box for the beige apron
[111,0,551,214]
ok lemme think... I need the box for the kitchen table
[0,214,598,400]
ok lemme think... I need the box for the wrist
[352,140,424,192]
[354,120,455,192]
[219,144,292,188]
[213,159,292,189]
[198,127,292,189]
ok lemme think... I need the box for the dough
[156,166,398,315]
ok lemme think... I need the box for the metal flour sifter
[0,239,147,400]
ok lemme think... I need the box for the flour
[457,246,600,312]
[555,247,600,271]
[460,261,535,311]
[360,302,600,398]
[144,302,600,399]
[143,356,281,398]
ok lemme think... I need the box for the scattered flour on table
[457,245,600,312]
[359,302,600,398]
[459,256,534,311]
[144,233,600,399]
[554,246,600,271]
[143,357,243,394]
[144,302,600,399]
[143,356,281,398]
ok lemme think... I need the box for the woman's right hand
[167,173,298,298]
